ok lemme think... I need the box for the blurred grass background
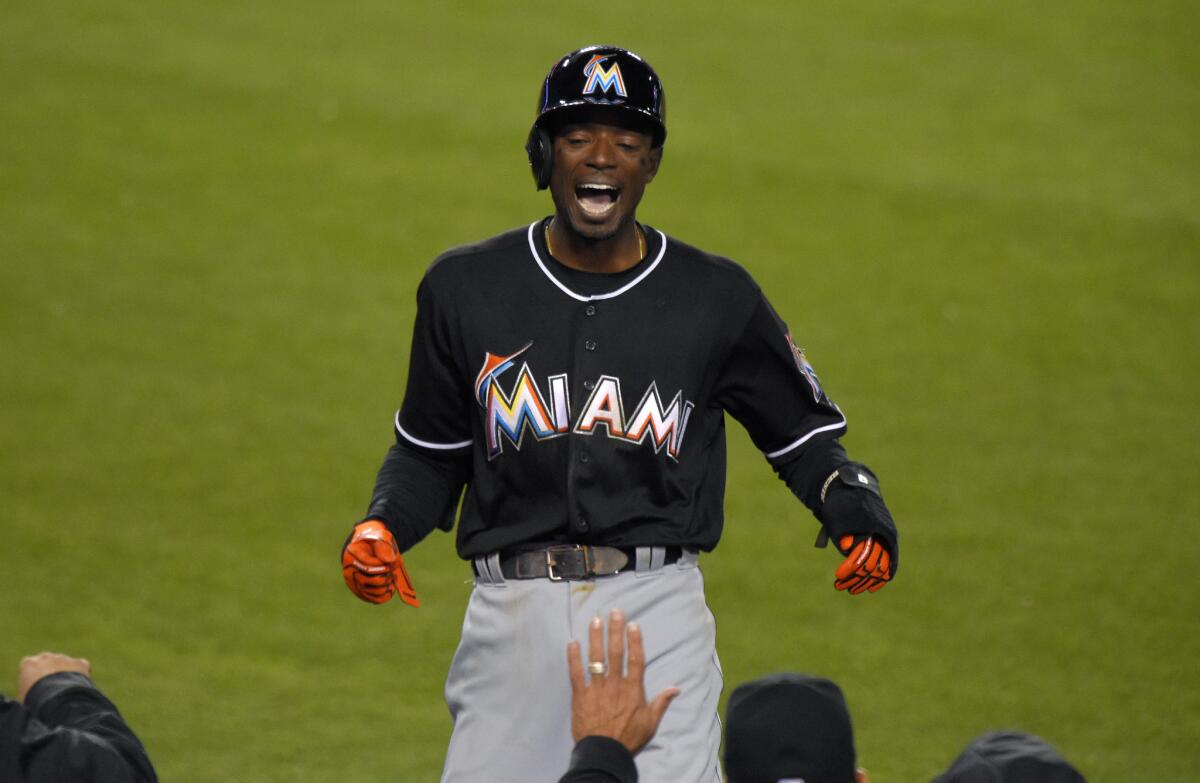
[1,1,1196,780]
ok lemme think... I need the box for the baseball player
[341,45,899,783]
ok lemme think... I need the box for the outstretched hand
[567,610,680,755]
[18,652,91,703]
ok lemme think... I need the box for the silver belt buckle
[546,548,564,581]
[546,545,591,581]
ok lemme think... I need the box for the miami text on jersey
[474,344,694,461]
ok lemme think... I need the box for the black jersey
[390,219,847,559]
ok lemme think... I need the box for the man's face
[548,113,662,242]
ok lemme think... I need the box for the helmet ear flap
[525,125,553,191]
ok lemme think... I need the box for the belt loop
[635,546,652,574]
[486,552,505,584]
[635,546,666,576]
[474,553,506,585]
[678,548,699,568]
[473,556,491,584]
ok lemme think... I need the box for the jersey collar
[525,220,668,302]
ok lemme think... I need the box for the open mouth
[574,183,620,217]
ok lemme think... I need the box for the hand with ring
[566,609,681,754]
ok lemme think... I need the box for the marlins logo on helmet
[582,53,627,97]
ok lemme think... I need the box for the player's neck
[546,218,646,274]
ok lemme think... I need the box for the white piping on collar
[525,221,668,302]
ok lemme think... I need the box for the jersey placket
[567,299,602,538]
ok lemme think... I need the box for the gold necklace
[545,222,646,261]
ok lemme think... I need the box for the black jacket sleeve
[558,736,638,783]
[0,672,157,783]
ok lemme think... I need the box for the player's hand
[834,535,893,595]
[567,610,680,754]
[342,520,420,607]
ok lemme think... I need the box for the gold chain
[544,221,646,261]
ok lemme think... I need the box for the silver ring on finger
[587,661,608,676]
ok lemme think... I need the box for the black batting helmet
[525,45,667,190]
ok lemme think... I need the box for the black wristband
[821,462,881,502]
[814,462,898,573]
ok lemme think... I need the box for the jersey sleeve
[713,291,847,462]
[364,441,469,551]
[394,272,474,454]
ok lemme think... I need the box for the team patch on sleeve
[786,330,824,403]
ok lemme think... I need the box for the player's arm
[366,440,470,550]
[342,268,472,606]
[343,440,470,606]
[713,291,898,593]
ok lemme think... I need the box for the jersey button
[585,304,597,316]
[584,340,597,351]
[579,452,590,463]
[583,379,596,390]
[576,517,590,532]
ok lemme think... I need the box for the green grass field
[2,2,1197,780]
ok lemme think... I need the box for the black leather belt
[479,545,683,581]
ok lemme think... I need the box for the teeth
[576,183,619,218]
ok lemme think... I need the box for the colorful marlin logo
[582,54,627,97]
[786,330,824,403]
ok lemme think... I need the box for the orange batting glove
[342,520,420,607]
[834,535,893,595]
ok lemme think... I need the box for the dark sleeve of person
[713,293,847,460]
[0,672,157,783]
[363,440,470,552]
[361,269,473,552]
[557,736,638,783]
[394,271,474,455]
[714,290,898,561]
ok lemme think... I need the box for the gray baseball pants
[438,548,723,783]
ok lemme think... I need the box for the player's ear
[644,146,663,183]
